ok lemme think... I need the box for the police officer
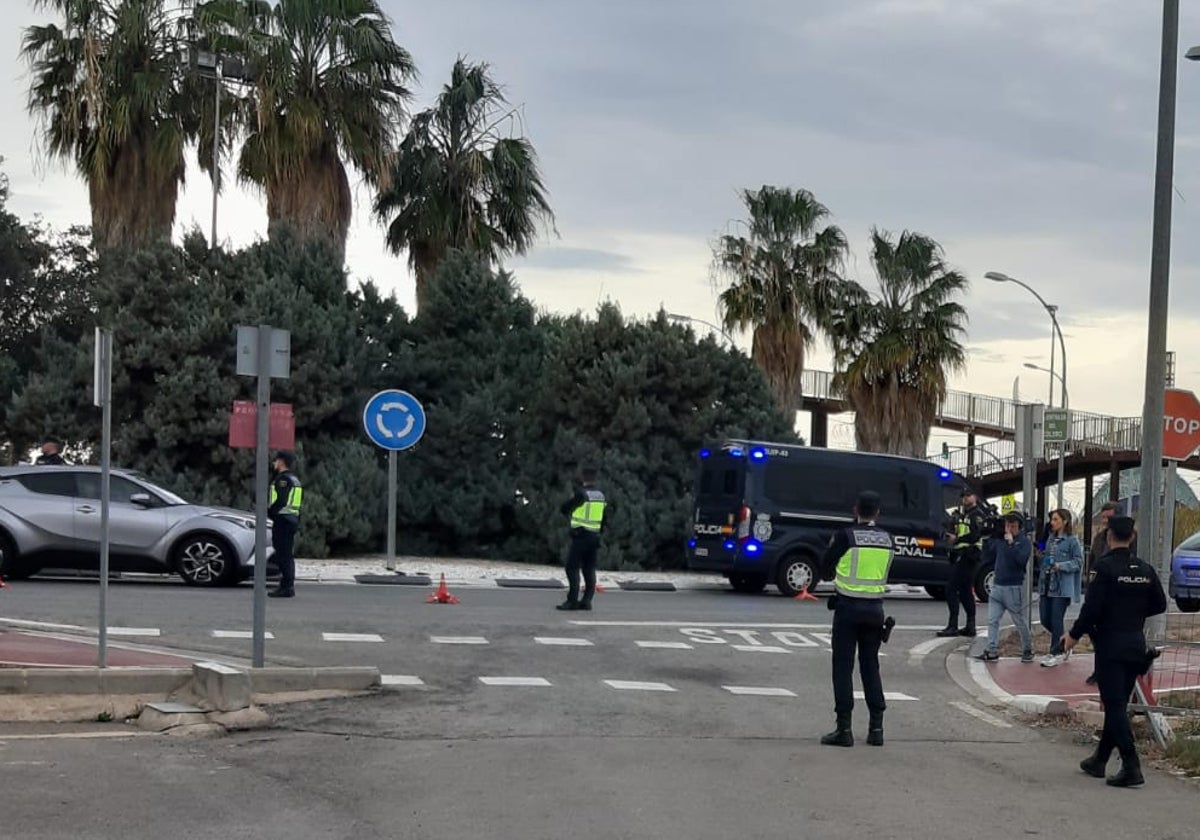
[556,466,607,612]
[819,491,895,748]
[35,436,67,466]
[936,488,986,638]
[1063,516,1166,787]
[267,451,303,599]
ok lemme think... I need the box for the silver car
[0,465,273,587]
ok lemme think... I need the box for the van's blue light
[744,539,762,555]
[699,448,711,459]
[723,539,736,552]
[750,447,767,461]
[728,448,744,458]
[937,469,952,480]
[688,539,697,549]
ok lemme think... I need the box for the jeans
[270,516,298,590]
[831,596,886,716]
[565,532,599,605]
[946,553,978,627]
[986,584,1032,653]
[1039,596,1069,655]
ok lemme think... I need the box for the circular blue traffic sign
[363,390,426,451]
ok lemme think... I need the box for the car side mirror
[130,493,153,507]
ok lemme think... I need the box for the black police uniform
[940,503,986,636]
[267,461,302,598]
[556,483,608,611]
[35,452,65,466]
[1067,541,1166,786]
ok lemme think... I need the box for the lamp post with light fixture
[1025,362,1069,509]
[666,313,737,347]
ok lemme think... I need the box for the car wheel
[924,585,947,601]
[1176,598,1200,614]
[0,532,37,581]
[729,573,768,594]
[776,554,818,597]
[174,535,238,587]
[973,564,995,604]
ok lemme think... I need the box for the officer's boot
[1079,750,1108,779]
[1107,753,1145,788]
[866,711,884,746]
[820,713,854,747]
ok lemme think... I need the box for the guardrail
[934,419,1144,479]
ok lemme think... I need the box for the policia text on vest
[817,491,897,748]
[556,469,609,611]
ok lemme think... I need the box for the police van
[685,439,992,600]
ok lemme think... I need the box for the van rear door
[687,452,746,567]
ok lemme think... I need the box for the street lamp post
[191,49,254,249]
[666,313,737,348]
[1024,363,1069,510]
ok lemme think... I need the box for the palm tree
[196,0,415,261]
[830,229,968,458]
[373,58,555,313]
[713,186,847,424]
[22,0,204,251]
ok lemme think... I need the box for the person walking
[557,467,607,612]
[819,491,895,748]
[1039,509,1083,667]
[976,512,1035,663]
[1064,516,1166,787]
[267,451,302,599]
[936,489,986,638]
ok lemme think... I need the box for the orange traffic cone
[0,575,8,589]
[594,583,606,594]
[425,573,460,605]
[794,585,818,602]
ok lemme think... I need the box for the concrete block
[249,667,317,694]
[23,668,103,696]
[310,667,380,691]
[164,723,226,738]
[102,668,192,696]
[1075,700,1103,713]
[494,578,564,589]
[1011,694,1071,716]
[193,661,251,712]
[139,701,207,732]
[354,574,431,586]
[208,706,272,731]
[1074,710,1106,728]
[617,580,677,592]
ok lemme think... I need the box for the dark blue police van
[685,439,994,601]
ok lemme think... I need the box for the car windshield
[125,472,189,506]
[1178,531,1200,552]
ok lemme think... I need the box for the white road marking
[810,632,833,646]
[854,691,919,701]
[949,700,1013,728]
[429,636,489,645]
[534,637,594,647]
[722,686,797,697]
[211,630,275,640]
[479,677,552,687]
[381,675,425,687]
[906,636,963,664]
[635,640,693,649]
[732,645,791,654]
[572,621,946,630]
[106,627,160,637]
[604,680,677,692]
[321,633,384,643]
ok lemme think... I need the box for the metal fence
[937,418,1143,479]
[1131,610,1200,749]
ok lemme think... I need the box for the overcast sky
[6,0,1200,448]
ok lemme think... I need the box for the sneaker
[974,650,999,662]
[1041,655,1061,668]
[1021,650,1035,664]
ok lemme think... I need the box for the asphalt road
[1,578,1197,839]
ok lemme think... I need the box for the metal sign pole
[1163,459,1178,560]
[386,450,397,571]
[96,329,113,668]
[1021,403,1037,640]
[252,325,271,667]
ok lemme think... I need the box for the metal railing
[935,419,1144,479]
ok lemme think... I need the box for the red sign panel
[228,402,295,450]
[1163,388,1200,461]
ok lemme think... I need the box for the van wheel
[729,574,767,594]
[1176,598,1200,613]
[924,585,947,601]
[777,555,818,597]
[973,564,995,604]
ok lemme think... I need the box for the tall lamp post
[666,313,737,348]
[191,49,255,248]
[1025,363,1069,509]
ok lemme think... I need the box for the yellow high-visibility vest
[835,527,894,598]
[570,489,606,532]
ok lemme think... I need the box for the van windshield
[697,458,744,502]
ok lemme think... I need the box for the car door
[6,471,80,549]
[73,473,168,555]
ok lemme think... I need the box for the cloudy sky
[5,0,1200,453]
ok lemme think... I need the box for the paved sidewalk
[0,629,199,669]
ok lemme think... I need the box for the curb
[947,648,1071,717]
[352,574,432,586]
[494,578,565,589]
[617,580,677,592]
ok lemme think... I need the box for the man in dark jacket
[937,489,987,637]
[556,467,608,612]
[35,436,67,466]
[1083,502,1138,685]
[1064,516,1166,788]
[977,512,1034,662]
[267,452,302,599]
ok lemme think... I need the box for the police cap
[273,451,296,469]
[1108,516,1135,542]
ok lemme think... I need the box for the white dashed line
[732,645,791,654]
[635,641,694,650]
[430,636,489,645]
[106,627,160,637]
[321,633,385,643]
[479,677,553,687]
[211,630,275,640]
[572,621,947,630]
[534,637,594,647]
[604,680,677,692]
[854,691,919,701]
[722,686,797,697]
[949,700,1013,728]
[381,675,425,687]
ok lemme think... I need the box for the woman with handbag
[1039,509,1083,667]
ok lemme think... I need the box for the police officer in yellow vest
[819,491,896,747]
[556,466,608,611]
[267,451,303,599]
